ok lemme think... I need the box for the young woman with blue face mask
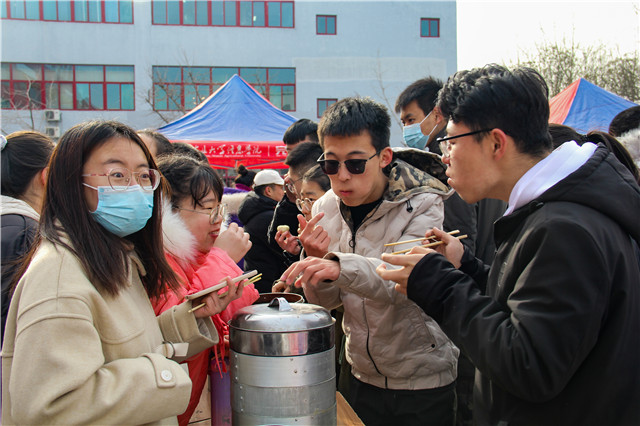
[1,120,242,425]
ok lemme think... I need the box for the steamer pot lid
[229,297,333,332]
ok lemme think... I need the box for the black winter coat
[1,214,38,337]
[407,146,640,425]
[238,192,289,292]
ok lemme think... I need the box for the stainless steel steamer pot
[229,297,336,425]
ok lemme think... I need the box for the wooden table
[336,391,364,425]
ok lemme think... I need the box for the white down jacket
[304,153,460,390]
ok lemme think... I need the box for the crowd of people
[1,63,639,426]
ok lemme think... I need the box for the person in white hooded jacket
[0,131,54,337]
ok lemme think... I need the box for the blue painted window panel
[88,0,101,22]
[119,0,132,22]
[107,84,120,109]
[224,1,235,26]
[281,2,292,27]
[167,0,180,24]
[153,0,166,23]
[58,0,72,21]
[183,0,196,25]
[25,0,39,19]
[121,84,134,109]
[267,1,279,26]
[253,1,264,26]
[196,0,207,25]
[212,1,223,25]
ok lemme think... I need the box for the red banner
[176,140,288,170]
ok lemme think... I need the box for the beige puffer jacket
[304,153,460,390]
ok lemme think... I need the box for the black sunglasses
[317,152,379,175]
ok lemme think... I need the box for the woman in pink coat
[152,154,258,426]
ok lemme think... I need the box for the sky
[456,0,640,70]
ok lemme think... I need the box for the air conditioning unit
[45,126,60,138]
[44,109,61,122]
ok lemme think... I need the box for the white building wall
[1,0,457,146]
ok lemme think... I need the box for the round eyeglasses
[295,198,315,212]
[82,167,161,191]
[176,203,227,225]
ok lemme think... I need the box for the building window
[0,0,133,23]
[316,15,336,35]
[151,0,294,27]
[420,18,439,37]
[1,63,135,110]
[317,98,337,118]
[152,66,295,111]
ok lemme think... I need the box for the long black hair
[1,131,55,199]
[14,120,180,299]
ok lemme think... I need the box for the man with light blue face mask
[397,78,447,151]
[396,76,507,426]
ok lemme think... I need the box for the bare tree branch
[373,51,402,130]
[514,37,640,102]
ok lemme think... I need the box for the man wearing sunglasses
[378,65,640,425]
[280,97,459,426]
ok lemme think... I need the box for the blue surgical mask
[84,184,154,237]
[402,111,438,150]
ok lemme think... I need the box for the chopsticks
[390,235,467,255]
[384,230,460,247]
[217,273,262,298]
[188,273,263,313]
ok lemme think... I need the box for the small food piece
[277,225,290,233]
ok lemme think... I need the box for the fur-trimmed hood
[618,127,640,166]
[161,198,198,266]
[222,191,249,215]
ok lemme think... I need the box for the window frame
[316,14,336,35]
[1,62,135,111]
[420,17,439,38]
[151,0,294,28]
[152,65,296,112]
[1,0,134,24]
[317,98,337,118]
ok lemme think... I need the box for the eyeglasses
[82,167,161,191]
[437,129,492,159]
[317,152,379,175]
[285,176,303,196]
[295,198,315,212]
[176,203,227,225]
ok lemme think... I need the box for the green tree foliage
[514,38,640,103]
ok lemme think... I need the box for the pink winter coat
[153,207,258,426]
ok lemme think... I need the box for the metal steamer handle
[268,297,293,312]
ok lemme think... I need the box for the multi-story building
[1,0,457,146]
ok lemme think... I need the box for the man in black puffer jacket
[378,64,640,426]
[238,170,289,292]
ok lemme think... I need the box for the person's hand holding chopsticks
[189,276,245,318]
[420,227,465,268]
[376,248,430,295]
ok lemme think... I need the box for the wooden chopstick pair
[384,230,460,247]
[390,235,467,255]
[188,273,263,313]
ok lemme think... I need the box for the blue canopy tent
[549,78,638,134]
[158,75,296,169]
